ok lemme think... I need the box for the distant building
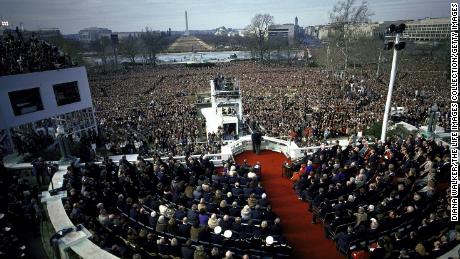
[372,20,407,39]
[78,27,112,43]
[214,27,240,37]
[268,24,295,45]
[116,32,142,40]
[315,23,378,41]
[345,23,380,38]
[215,26,228,36]
[317,25,334,41]
[313,17,450,43]
[402,17,450,42]
[304,26,317,37]
[30,28,61,39]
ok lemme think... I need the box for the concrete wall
[0,66,93,129]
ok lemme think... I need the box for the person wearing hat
[207,213,219,229]
[224,250,234,259]
[209,247,220,259]
[155,215,167,233]
[167,218,178,235]
[193,245,209,259]
[241,205,252,221]
[211,226,224,244]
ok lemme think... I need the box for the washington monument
[184,10,190,36]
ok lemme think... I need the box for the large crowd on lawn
[0,31,74,76]
[0,35,454,259]
[89,58,449,157]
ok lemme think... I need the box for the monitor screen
[53,81,81,106]
[8,88,44,116]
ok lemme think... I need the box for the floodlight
[395,24,406,33]
[384,42,394,50]
[394,42,406,51]
[386,24,396,34]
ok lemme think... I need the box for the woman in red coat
[290,163,307,182]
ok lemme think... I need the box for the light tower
[380,24,406,142]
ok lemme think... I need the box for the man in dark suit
[251,130,263,155]
[31,157,46,186]
[181,240,194,259]
[178,217,191,238]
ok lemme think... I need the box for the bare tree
[329,0,373,75]
[91,36,112,72]
[120,35,140,63]
[140,28,169,66]
[247,13,274,60]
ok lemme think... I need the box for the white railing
[106,153,229,167]
[222,135,302,159]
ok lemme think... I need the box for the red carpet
[235,150,343,259]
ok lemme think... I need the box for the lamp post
[380,24,406,142]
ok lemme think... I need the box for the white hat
[262,193,267,199]
[266,236,274,245]
[150,211,157,218]
[224,230,232,238]
[214,226,222,234]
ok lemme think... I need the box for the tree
[120,35,140,64]
[48,34,84,65]
[91,36,112,72]
[140,28,169,66]
[329,0,373,75]
[247,14,274,61]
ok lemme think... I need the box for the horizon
[0,0,452,34]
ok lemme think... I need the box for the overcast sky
[0,0,452,34]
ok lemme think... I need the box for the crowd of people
[61,154,291,258]
[0,160,41,258]
[89,58,449,157]
[0,35,454,258]
[0,30,75,76]
[290,135,454,258]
